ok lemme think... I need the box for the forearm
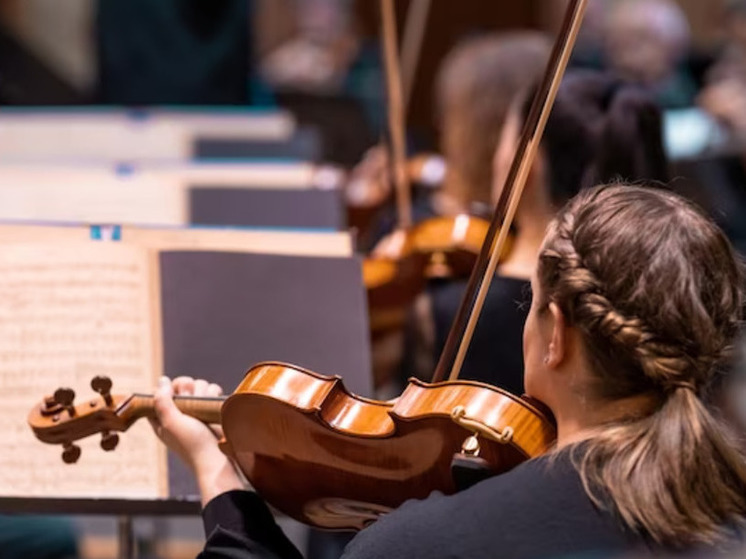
[193,448,244,507]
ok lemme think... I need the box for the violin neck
[129,394,224,425]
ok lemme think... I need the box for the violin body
[219,362,555,530]
[363,253,426,308]
[409,215,501,279]
[363,215,511,333]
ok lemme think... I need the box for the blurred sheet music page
[0,243,165,498]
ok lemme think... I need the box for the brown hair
[538,184,746,548]
[436,32,550,205]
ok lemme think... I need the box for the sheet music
[0,116,190,161]
[0,170,187,226]
[0,110,295,159]
[0,161,318,191]
[0,162,324,225]
[0,243,165,498]
[0,223,354,258]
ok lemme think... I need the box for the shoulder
[343,451,641,559]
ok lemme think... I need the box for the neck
[128,394,224,424]
[514,178,555,236]
[553,392,660,448]
[499,194,554,279]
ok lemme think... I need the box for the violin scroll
[29,380,224,463]
[29,376,136,463]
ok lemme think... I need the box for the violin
[358,2,514,333]
[363,215,511,333]
[29,366,554,530]
[29,0,587,532]
[375,214,508,279]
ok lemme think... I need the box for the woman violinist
[153,183,746,558]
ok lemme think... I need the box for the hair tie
[669,380,696,393]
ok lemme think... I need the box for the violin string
[431,0,589,383]
[380,0,413,229]
[401,0,432,115]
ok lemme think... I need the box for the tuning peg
[53,388,76,416]
[100,432,119,452]
[61,443,81,464]
[91,376,113,406]
[40,396,63,417]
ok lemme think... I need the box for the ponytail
[576,387,746,548]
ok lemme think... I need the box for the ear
[545,302,567,368]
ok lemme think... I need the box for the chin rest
[450,453,494,491]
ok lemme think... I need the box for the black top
[428,276,530,395]
[199,450,651,559]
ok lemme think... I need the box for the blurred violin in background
[357,1,513,340]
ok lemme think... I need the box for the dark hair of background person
[522,70,670,206]
[725,0,746,16]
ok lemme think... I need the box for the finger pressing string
[194,379,209,396]
[173,376,195,395]
[157,375,172,395]
[153,376,179,428]
[207,383,223,397]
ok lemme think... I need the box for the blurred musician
[355,32,551,396]
[349,32,552,249]
[404,70,670,395]
[601,0,696,109]
[699,0,746,141]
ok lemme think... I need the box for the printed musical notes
[0,243,165,498]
